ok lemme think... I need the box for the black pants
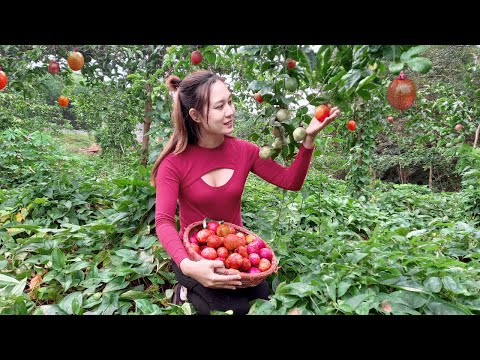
[172,262,271,315]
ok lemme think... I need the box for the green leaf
[238,45,261,55]
[65,261,92,273]
[400,45,430,62]
[109,212,130,223]
[136,235,158,249]
[336,301,353,314]
[390,303,421,315]
[389,62,404,74]
[42,271,57,282]
[306,94,329,106]
[120,290,148,300]
[84,293,119,315]
[406,229,427,238]
[83,293,102,309]
[390,291,427,309]
[9,297,28,315]
[249,133,260,142]
[57,273,74,292]
[315,46,331,76]
[10,224,41,231]
[275,294,301,309]
[115,249,141,264]
[427,301,470,315]
[103,277,129,293]
[424,277,442,293]
[346,252,368,264]
[357,89,372,100]
[38,305,67,315]
[51,248,66,270]
[247,80,271,92]
[355,302,372,315]
[203,52,216,64]
[134,299,164,315]
[337,280,353,297]
[442,276,464,294]
[395,279,428,293]
[275,282,316,297]
[406,57,432,74]
[181,302,193,315]
[383,46,402,62]
[89,224,115,231]
[369,224,381,243]
[279,95,295,105]
[355,73,376,92]
[323,69,346,91]
[11,277,28,296]
[327,68,346,84]
[0,274,20,286]
[325,282,337,301]
[58,291,83,315]
[249,299,277,315]
[341,69,363,94]
[299,49,315,82]
[343,293,369,310]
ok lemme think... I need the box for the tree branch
[474,122,480,148]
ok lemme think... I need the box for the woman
[151,70,340,314]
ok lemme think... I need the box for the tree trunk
[474,122,480,148]
[429,163,433,188]
[399,165,403,184]
[141,88,153,166]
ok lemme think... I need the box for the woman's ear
[189,108,201,123]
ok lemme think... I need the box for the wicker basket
[183,220,278,288]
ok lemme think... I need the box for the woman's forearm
[302,135,315,149]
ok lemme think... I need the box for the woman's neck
[198,134,225,149]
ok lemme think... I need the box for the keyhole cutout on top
[200,168,234,187]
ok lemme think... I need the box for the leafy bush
[0,129,81,188]
[457,144,480,224]
[0,88,66,132]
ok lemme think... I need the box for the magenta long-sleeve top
[155,136,314,266]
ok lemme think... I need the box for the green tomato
[292,127,306,142]
[276,109,290,122]
[285,77,298,92]
[259,146,272,160]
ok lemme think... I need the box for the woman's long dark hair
[150,70,224,186]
